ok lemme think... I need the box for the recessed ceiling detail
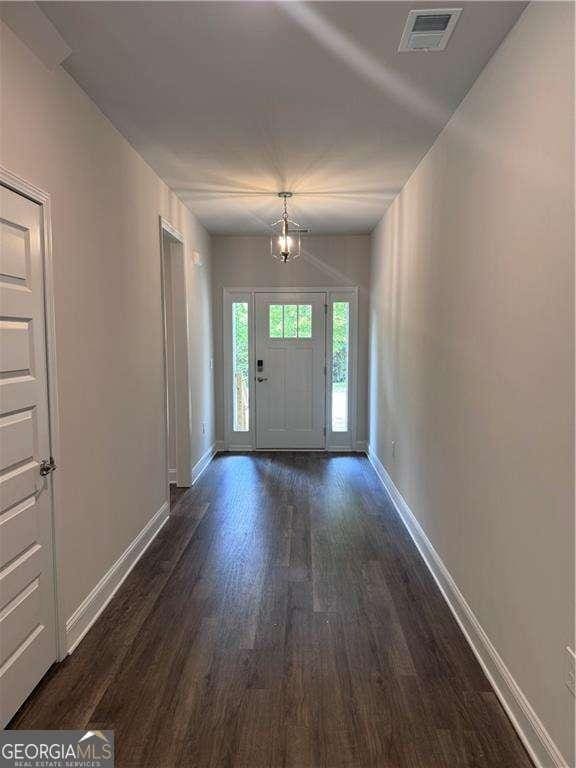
[38,2,526,234]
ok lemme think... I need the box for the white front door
[0,185,57,726]
[255,292,326,449]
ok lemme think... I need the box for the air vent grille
[399,8,462,52]
[412,14,452,32]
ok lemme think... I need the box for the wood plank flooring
[9,453,534,767]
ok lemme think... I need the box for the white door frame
[159,217,192,488]
[222,286,359,452]
[0,166,66,660]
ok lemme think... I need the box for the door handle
[39,457,57,476]
[257,377,268,382]
[36,456,57,497]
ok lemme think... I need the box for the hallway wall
[211,234,371,446]
[369,3,574,764]
[0,23,215,628]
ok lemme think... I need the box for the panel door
[255,292,326,449]
[0,185,57,726]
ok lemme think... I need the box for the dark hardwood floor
[170,482,188,508]
[9,453,533,767]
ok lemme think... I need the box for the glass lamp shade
[270,221,301,263]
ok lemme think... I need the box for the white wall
[212,234,371,445]
[0,23,215,623]
[369,3,574,764]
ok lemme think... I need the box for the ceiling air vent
[398,8,462,52]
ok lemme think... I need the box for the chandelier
[270,192,304,263]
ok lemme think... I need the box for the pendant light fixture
[270,192,303,263]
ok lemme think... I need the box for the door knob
[257,377,268,382]
[39,457,57,476]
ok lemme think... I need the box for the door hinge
[323,425,326,435]
[323,364,327,376]
[39,456,57,477]
[324,304,328,314]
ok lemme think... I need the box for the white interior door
[255,292,326,449]
[0,185,57,726]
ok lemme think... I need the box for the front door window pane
[283,304,298,338]
[332,301,349,432]
[297,304,312,338]
[269,305,283,338]
[232,302,249,431]
[269,303,313,339]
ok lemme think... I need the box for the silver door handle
[36,457,57,497]
[257,377,268,382]
[39,457,57,476]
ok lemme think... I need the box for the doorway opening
[160,219,191,488]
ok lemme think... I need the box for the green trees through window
[269,304,312,339]
[269,305,283,338]
[284,305,297,338]
[232,302,249,431]
[298,305,312,337]
[332,301,349,432]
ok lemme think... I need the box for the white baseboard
[65,501,169,654]
[217,439,255,451]
[367,446,567,768]
[191,443,217,485]
[219,442,367,453]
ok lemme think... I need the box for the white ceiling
[39,1,526,234]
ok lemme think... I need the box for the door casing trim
[0,166,65,660]
[222,286,359,452]
[159,217,194,489]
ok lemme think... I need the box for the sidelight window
[331,301,350,432]
[232,301,249,431]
